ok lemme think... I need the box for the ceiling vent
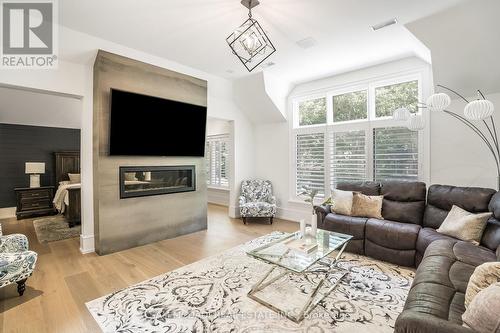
[371,18,398,31]
[296,37,317,49]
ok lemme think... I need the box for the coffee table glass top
[247,229,352,273]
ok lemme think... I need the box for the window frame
[289,71,427,202]
[205,134,230,190]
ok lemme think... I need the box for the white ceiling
[0,86,82,129]
[59,0,465,84]
[407,0,500,96]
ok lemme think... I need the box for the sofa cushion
[436,205,491,245]
[416,228,456,260]
[462,283,500,333]
[381,181,426,225]
[366,218,421,250]
[365,218,421,266]
[323,213,367,254]
[336,181,380,196]
[423,185,496,229]
[464,262,500,308]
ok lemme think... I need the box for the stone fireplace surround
[93,50,208,255]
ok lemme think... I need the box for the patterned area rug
[33,215,80,243]
[86,232,414,332]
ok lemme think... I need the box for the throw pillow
[436,205,491,245]
[68,173,81,184]
[351,192,384,219]
[462,282,500,332]
[465,262,500,308]
[330,189,353,216]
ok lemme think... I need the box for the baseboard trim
[0,207,16,219]
[276,206,308,223]
[80,234,95,254]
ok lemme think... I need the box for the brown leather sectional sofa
[315,181,500,333]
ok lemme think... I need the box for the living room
[0,0,499,332]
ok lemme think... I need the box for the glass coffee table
[246,229,352,323]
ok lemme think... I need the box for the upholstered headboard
[54,151,80,186]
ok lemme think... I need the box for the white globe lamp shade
[464,99,494,120]
[393,107,411,121]
[406,114,425,131]
[426,93,451,112]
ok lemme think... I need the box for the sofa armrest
[395,311,473,333]
[238,196,247,206]
[0,251,38,283]
[0,234,29,253]
[314,205,331,226]
[496,244,500,261]
[268,195,276,205]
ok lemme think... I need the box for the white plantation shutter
[330,130,367,187]
[374,127,418,181]
[295,132,325,196]
[206,134,229,188]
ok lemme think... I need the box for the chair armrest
[314,205,331,226]
[0,234,29,253]
[238,196,247,206]
[0,251,38,282]
[268,195,277,205]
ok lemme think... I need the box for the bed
[53,151,81,227]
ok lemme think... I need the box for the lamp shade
[464,99,494,120]
[25,162,45,174]
[393,107,411,121]
[406,114,425,131]
[426,93,451,112]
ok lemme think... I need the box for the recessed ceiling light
[296,37,317,49]
[371,18,398,31]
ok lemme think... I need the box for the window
[374,127,418,181]
[330,130,367,187]
[332,90,367,122]
[206,134,229,188]
[298,97,327,126]
[292,75,423,198]
[375,80,419,117]
[295,132,325,196]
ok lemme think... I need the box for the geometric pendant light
[226,0,276,72]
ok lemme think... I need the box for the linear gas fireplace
[119,165,196,199]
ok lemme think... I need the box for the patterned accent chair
[0,229,38,296]
[239,180,277,224]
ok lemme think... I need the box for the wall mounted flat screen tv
[109,89,207,156]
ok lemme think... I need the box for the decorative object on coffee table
[394,84,499,188]
[299,185,319,237]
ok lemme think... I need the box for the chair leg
[243,217,247,224]
[270,217,273,225]
[17,278,27,296]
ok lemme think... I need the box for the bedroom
[0,86,82,240]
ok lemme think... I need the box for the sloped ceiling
[406,0,500,96]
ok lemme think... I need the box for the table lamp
[25,162,45,188]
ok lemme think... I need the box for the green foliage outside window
[299,97,327,126]
[375,80,418,117]
[333,90,367,122]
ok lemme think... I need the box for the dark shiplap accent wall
[0,123,80,208]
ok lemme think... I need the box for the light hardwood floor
[0,205,297,333]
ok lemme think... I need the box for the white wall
[430,92,500,189]
[0,25,255,252]
[254,57,433,222]
[206,118,231,206]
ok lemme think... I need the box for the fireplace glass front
[119,166,195,199]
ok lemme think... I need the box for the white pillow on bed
[68,173,81,184]
[59,180,71,186]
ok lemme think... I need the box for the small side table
[15,186,56,220]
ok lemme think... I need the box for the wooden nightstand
[15,186,56,220]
